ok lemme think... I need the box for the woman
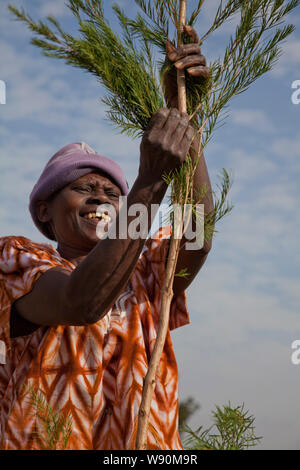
[0,28,213,450]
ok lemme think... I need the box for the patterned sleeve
[142,226,190,331]
[0,236,65,358]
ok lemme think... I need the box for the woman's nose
[87,193,110,205]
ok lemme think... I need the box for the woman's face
[38,171,122,253]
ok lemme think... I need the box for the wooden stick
[135,0,188,451]
[177,0,187,113]
[135,217,183,450]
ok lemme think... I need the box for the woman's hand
[162,25,210,109]
[139,107,197,184]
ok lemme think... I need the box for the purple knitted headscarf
[29,142,129,240]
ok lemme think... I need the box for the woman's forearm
[173,133,214,295]
[189,132,214,251]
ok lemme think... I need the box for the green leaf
[175,268,190,279]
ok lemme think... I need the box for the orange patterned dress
[0,226,189,450]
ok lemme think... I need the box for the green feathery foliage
[8,1,164,139]
[182,402,262,450]
[8,0,298,243]
[22,385,73,450]
[191,0,299,147]
[163,163,234,246]
[204,168,234,243]
[8,0,298,141]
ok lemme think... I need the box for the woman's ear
[36,201,51,223]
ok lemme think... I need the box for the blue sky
[1,0,300,449]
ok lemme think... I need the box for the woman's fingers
[186,65,211,79]
[167,43,201,62]
[183,24,199,43]
[166,25,200,61]
[162,108,184,136]
[145,108,170,133]
[166,40,176,57]
[163,26,209,108]
[174,54,206,70]
[165,111,196,161]
[140,108,194,180]
[172,114,190,143]
[182,123,197,153]
[163,110,195,155]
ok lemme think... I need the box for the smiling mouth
[80,212,112,226]
[82,217,100,225]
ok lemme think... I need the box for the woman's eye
[75,186,90,192]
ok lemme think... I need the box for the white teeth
[85,212,111,222]
[100,213,111,222]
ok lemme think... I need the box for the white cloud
[199,0,240,35]
[271,136,300,160]
[187,265,299,336]
[216,198,298,259]
[226,148,278,182]
[271,39,300,77]
[231,109,275,133]
[255,182,298,211]
[37,1,69,18]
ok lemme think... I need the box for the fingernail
[168,52,177,61]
